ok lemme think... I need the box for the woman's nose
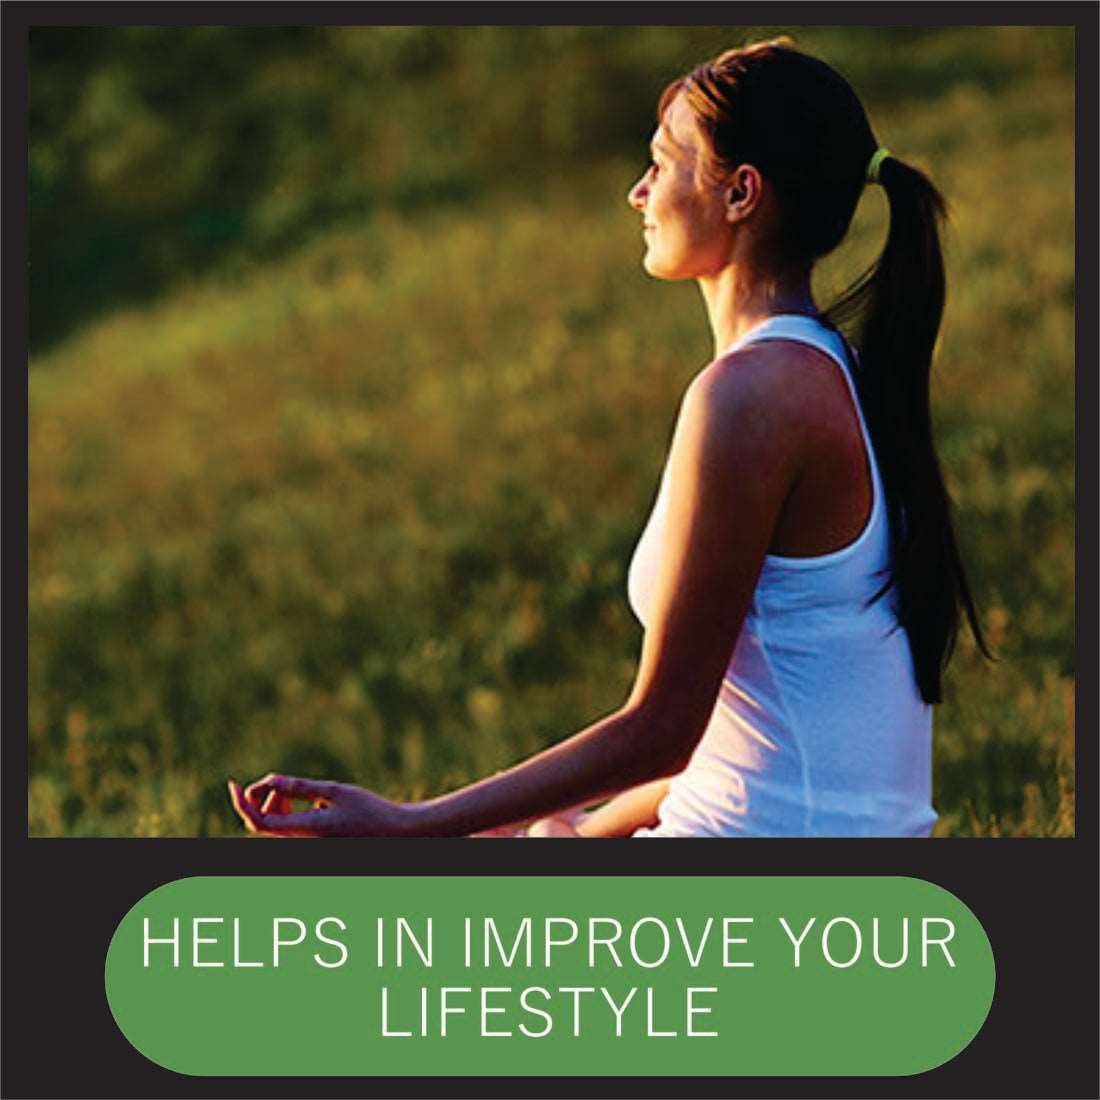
[627,176,647,211]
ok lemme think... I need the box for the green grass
[28,37,1074,837]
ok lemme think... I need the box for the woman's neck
[697,263,818,360]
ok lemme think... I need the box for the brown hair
[661,40,989,704]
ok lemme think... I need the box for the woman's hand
[228,773,408,837]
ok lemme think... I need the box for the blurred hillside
[29,27,1075,836]
[30,25,1073,351]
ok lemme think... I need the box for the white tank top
[629,314,935,837]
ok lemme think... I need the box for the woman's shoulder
[684,339,849,445]
[708,334,849,390]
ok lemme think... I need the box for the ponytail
[667,42,990,704]
[824,154,991,704]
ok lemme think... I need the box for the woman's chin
[642,253,684,281]
[641,249,666,277]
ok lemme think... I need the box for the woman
[229,39,987,839]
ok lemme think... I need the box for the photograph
[27,25,1075,839]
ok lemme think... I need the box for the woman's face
[627,92,733,281]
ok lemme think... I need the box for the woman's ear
[725,166,761,222]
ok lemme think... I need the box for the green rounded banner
[105,875,993,1077]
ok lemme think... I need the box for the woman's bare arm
[230,347,809,838]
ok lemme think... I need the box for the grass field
[28,29,1075,836]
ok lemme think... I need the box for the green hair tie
[867,147,892,184]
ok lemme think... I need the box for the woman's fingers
[228,780,333,837]
[242,773,338,820]
[254,773,339,802]
[260,789,294,816]
[228,780,263,833]
[251,808,333,836]
[231,773,342,836]
[243,776,275,811]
